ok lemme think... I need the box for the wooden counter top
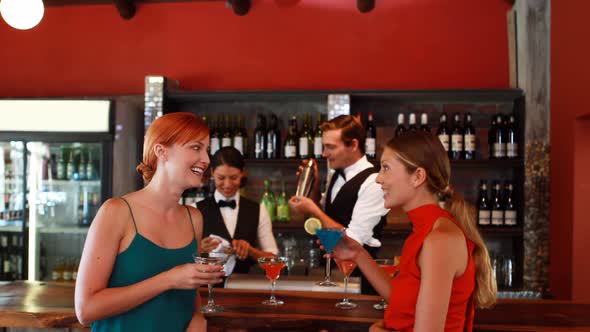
[1,281,589,331]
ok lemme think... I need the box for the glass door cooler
[0,100,113,282]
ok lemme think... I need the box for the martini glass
[193,254,228,313]
[334,258,358,309]
[315,228,344,287]
[373,258,396,310]
[258,256,288,306]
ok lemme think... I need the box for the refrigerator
[0,99,113,282]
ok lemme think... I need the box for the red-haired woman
[330,131,497,332]
[75,112,223,332]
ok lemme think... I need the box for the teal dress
[91,199,198,332]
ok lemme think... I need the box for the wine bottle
[503,181,517,226]
[266,114,280,159]
[506,114,519,159]
[298,114,310,159]
[477,180,491,226]
[365,111,376,159]
[463,112,476,160]
[66,150,76,181]
[276,181,290,223]
[450,113,463,160]
[56,149,66,180]
[221,113,232,148]
[313,113,323,159]
[492,114,506,159]
[284,116,297,159]
[436,113,450,153]
[395,113,406,137]
[254,114,267,159]
[408,113,418,131]
[210,114,221,156]
[420,113,430,132]
[233,114,245,156]
[491,180,504,226]
[488,115,497,159]
[261,179,277,222]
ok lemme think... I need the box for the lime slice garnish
[304,217,322,235]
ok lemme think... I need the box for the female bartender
[197,146,279,274]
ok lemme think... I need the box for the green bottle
[277,181,290,223]
[261,179,277,222]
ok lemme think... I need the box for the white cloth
[214,190,279,255]
[323,156,389,247]
[208,234,236,275]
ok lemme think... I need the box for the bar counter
[1,281,590,331]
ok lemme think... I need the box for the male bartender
[289,115,389,294]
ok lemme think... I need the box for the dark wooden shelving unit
[166,87,527,290]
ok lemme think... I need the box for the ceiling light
[0,0,44,30]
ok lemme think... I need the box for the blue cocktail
[316,228,344,287]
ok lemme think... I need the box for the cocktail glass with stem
[193,253,228,313]
[373,258,396,310]
[334,258,358,309]
[315,227,344,287]
[258,256,288,306]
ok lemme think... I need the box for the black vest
[197,196,260,274]
[325,167,387,244]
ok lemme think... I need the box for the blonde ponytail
[444,191,497,308]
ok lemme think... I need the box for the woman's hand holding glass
[164,262,225,290]
[327,232,364,263]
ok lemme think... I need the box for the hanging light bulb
[0,0,44,30]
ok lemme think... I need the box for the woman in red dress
[331,131,497,332]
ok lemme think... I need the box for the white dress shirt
[214,190,279,255]
[322,156,389,247]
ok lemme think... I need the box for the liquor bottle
[284,116,297,159]
[276,181,290,223]
[463,112,476,160]
[78,148,87,181]
[450,113,463,160]
[420,113,430,132]
[210,114,221,156]
[233,114,245,156]
[65,150,76,181]
[261,180,277,222]
[477,180,491,227]
[313,113,323,159]
[491,180,504,226]
[56,149,66,180]
[436,113,450,153]
[298,114,311,159]
[221,113,232,148]
[0,235,8,279]
[395,113,406,137]
[506,114,519,158]
[492,114,506,159]
[365,111,376,159]
[86,149,96,181]
[254,114,267,159]
[503,181,517,226]
[266,114,280,159]
[488,115,497,159]
[408,113,418,131]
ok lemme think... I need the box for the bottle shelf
[0,224,89,234]
[244,158,523,169]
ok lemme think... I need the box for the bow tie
[218,200,236,209]
[334,169,346,181]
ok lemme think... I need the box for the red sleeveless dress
[384,204,475,332]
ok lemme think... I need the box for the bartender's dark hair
[320,115,366,154]
[137,112,209,185]
[211,146,245,171]
[385,130,497,309]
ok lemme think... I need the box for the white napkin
[208,234,236,276]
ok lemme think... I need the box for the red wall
[551,0,590,300]
[0,0,511,97]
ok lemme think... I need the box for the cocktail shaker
[295,159,316,197]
